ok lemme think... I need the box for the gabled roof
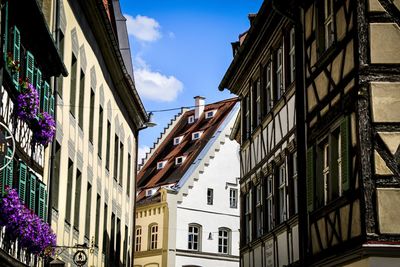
[136,97,239,201]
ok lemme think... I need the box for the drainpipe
[47,0,61,226]
[271,1,308,266]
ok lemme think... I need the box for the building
[219,0,400,266]
[302,0,400,266]
[134,97,241,267]
[219,2,299,266]
[0,0,67,265]
[45,0,147,266]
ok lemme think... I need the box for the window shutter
[43,81,50,112]
[2,2,8,62]
[26,51,35,85]
[0,148,13,195]
[49,95,55,116]
[28,173,36,211]
[37,182,46,220]
[306,146,315,212]
[341,116,350,192]
[35,68,42,109]
[12,26,21,89]
[18,161,27,203]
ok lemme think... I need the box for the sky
[119,0,263,163]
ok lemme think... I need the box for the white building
[135,97,241,267]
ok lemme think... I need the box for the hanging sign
[73,250,87,266]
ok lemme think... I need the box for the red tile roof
[136,97,239,202]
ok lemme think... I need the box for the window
[309,117,350,211]
[244,191,252,242]
[242,93,251,140]
[157,161,167,170]
[278,165,287,224]
[78,70,85,128]
[205,110,216,119]
[70,54,77,116]
[74,169,82,230]
[173,136,183,145]
[252,79,261,129]
[149,224,158,250]
[192,131,202,140]
[291,152,298,215]
[188,115,195,124]
[256,184,264,237]
[229,188,238,208]
[188,224,201,251]
[119,142,124,185]
[218,228,231,254]
[207,188,213,205]
[57,31,65,97]
[65,159,74,223]
[266,175,273,231]
[85,183,92,238]
[289,28,296,84]
[175,156,185,165]
[135,227,142,252]
[113,135,119,181]
[324,0,334,48]
[89,89,95,143]
[52,142,61,210]
[275,45,284,101]
[127,153,131,196]
[102,203,108,254]
[264,62,272,112]
[95,194,101,246]
[105,121,111,170]
[97,106,104,158]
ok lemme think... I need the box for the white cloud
[125,14,161,42]
[138,145,150,164]
[135,65,183,102]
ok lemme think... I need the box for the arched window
[135,226,142,252]
[149,224,158,250]
[188,223,202,251]
[218,227,231,254]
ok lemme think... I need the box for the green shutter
[341,116,350,192]
[35,68,42,109]
[3,2,8,62]
[28,173,36,211]
[0,148,13,195]
[43,81,49,112]
[18,161,27,203]
[12,26,21,89]
[49,95,55,116]
[26,51,35,84]
[307,146,315,212]
[37,182,46,220]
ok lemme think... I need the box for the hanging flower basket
[15,78,40,121]
[0,188,56,255]
[6,52,21,73]
[32,112,56,146]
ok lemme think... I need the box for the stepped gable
[136,97,238,202]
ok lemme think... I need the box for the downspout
[271,1,308,266]
[47,0,60,226]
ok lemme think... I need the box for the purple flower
[32,112,56,146]
[15,81,39,121]
[0,188,57,255]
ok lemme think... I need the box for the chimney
[194,96,205,119]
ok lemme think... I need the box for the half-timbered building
[0,0,67,265]
[220,0,400,266]
[303,0,400,266]
[219,3,299,266]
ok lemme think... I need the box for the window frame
[207,188,214,205]
[135,227,142,252]
[229,188,238,208]
[218,227,231,254]
[149,224,158,250]
[188,224,201,251]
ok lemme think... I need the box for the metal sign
[73,250,87,266]
[0,122,15,171]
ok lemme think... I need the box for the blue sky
[119,0,262,161]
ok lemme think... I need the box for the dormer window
[188,115,195,124]
[175,156,186,165]
[192,131,203,140]
[146,188,157,197]
[173,136,183,145]
[205,110,217,119]
[157,161,167,170]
